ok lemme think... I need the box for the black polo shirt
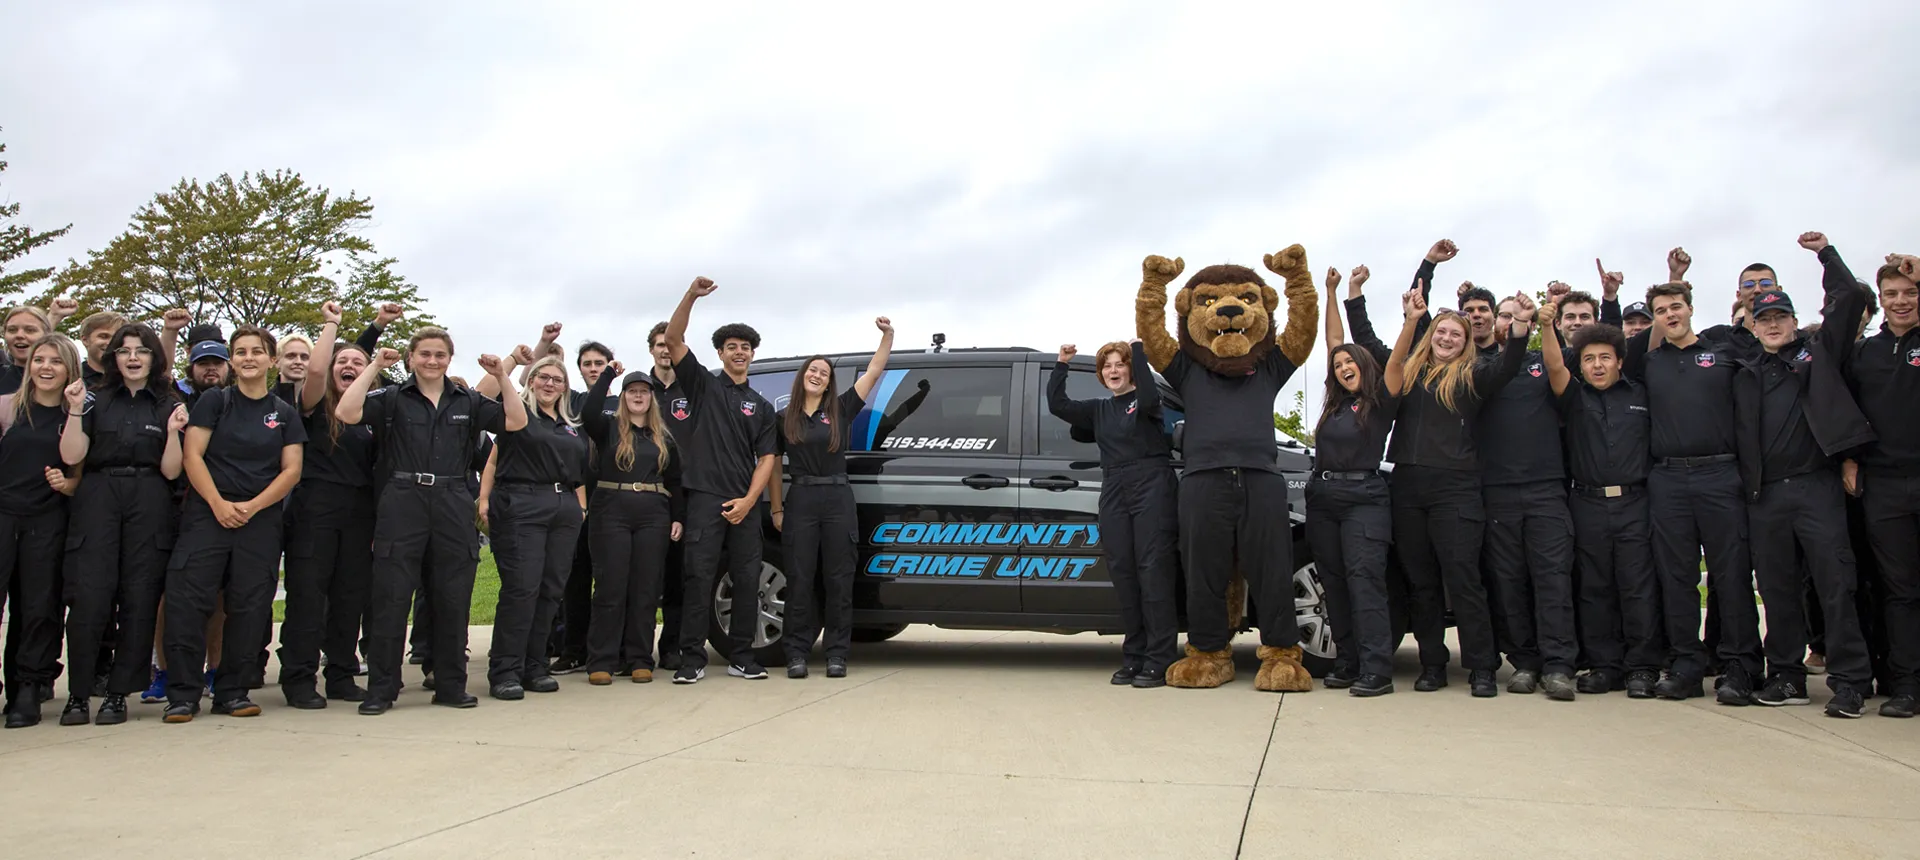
[1847,325,1920,471]
[359,379,505,481]
[653,371,696,438]
[0,400,68,516]
[569,389,620,424]
[1756,344,1826,481]
[1314,391,1399,473]
[82,362,104,386]
[1557,377,1650,488]
[300,404,376,488]
[0,364,23,396]
[1386,333,1529,472]
[495,405,589,487]
[78,385,179,469]
[187,387,307,499]
[1474,344,1565,486]
[1160,346,1298,474]
[672,349,777,498]
[1632,332,1742,460]
[777,388,866,479]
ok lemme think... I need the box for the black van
[706,344,1352,675]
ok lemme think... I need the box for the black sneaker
[659,651,682,671]
[1754,676,1811,707]
[285,688,328,710]
[1576,670,1618,695]
[548,656,584,675]
[1507,669,1539,694]
[327,683,367,703]
[1715,668,1755,707]
[1655,674,1704,700]
[1825,684,1865,719]
[1322,663,1358,689]
[728,660,768,680]
[787,658,808,679]
[357,698,392,716]
[826,658,847,679]
[1414,666,1448,692]
[1625,670,1659,699]
[672,666,705,684]
[1878,694,1917,718]
[59,695,89,726]
[1541,672,1577,701]
[163,700,199,723]
[1469,669,1499,698]
[1110,664,1140,685]
[1350,673,1394,697]
[212,696,261,717]
[524,675,560,694]
[95,694,129,725]
[490,682,525,701]
[1130,667,1164,688]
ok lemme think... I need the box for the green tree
[1274,389,1314,446]
[0,133,74,299]
[34,169,424,334]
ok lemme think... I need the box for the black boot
[59,695,89,726]
[95,694,129,725]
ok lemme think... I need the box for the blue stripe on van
[858,368,909,451]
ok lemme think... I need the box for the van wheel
[1292,539,1337,679]
[710,560,789,667]
[851,624,908,643]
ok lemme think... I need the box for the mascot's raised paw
[1254,645,1314,693]
[1166,644,1235,689]
[1142,254,1185,287]
[1262,244,1308,278]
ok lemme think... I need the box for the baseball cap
[1622,302,1652,320]
[1751,290,1797,318]
[188,340,229,363]
[621,370,656,391]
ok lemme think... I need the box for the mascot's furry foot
[1166,644,1235,688]
[1254,645,1314,692]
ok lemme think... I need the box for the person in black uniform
[336,329,526,714]
[161,325,307,722]
[647,322,696,672]
[1847,251,1920,718]
[1540,312,1663,699]
[58,323,187,726]
[550,339,619,675]
[1623,280,1764,704]
[1381,259,1530,698]
[663,277,779,683]
[0,306,55,395]
[476,353,588,700]
[1309,265,1397,697]
[1,334,83,727]
[1044,332,1174,687]
[768,320,895,681]
[577,361,683,684]
[277,302,377,706]
[1729,233,1876,718]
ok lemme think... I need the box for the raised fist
[1405,282,1429,321]
[1349,265,1370,296]
[1539,301,1560,327]
[1667,247,1691,281]
[1889,253,1920,280]
[1798,231,1829,252]
[1262,244,1308,277]
[63,379,86,410]
[1426,240,1459,264]
[1594,258,1624,298]
[607,360,625,378]
[375,303,405,326]
[1509,291,1538,323]
[167,403,188,433]
[49,297,79,321]
[510,344,535,366]
[1547,281,1572,304]
[1457,280,1475,299]
[478,354,504,375]
[162,308,192,331]
[321,301,343,324]
[540,322,563,343]
[1324,267,1342,292]
[374,348,401,370]
[689,276,717,296]
[1058,344,1077,363]
[875,316,892,334]
[1141,255,1185,287]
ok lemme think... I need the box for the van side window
[862,367,1010,454]
[1038,367,1185,458]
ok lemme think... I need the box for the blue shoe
[205,667,217,693]
[141,668,168,704]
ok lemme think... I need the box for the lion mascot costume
[1136,245,1318,691]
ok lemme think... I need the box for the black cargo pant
[164,496,284,705]
[486,482,583,688]
[1483,480,1579,676]
[1569,483,1663,675]
[1750,469,1869,691]
[366,479,482,704]
[556,525,593,662]
[277,481,375,698]
[657,539,685,663]
[1178,467,1296,652]
[1305,473,1394,679]
[1649,458,1760,682]
[587,487,673,673]
[1861,468,1920,697]
[780,478,861,663]
[1391,465,1498,672]
[677,491,765,671]
[1844,493,1893,689]
[1,507,67,693]
[63,470,172,699]
[1096,462,1180,672]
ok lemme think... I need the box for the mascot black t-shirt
[189,387,308,499]
[1161,347,1296,474]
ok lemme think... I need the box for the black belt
[1655,453,1735,468]
[392,471,466,487]
[499,479,569,493]
[1312,470,1378,482]
[99,465,159,477]
[1570,480,1645,499]
[790,474,850,486]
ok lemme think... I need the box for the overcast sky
[4,1,1917,420]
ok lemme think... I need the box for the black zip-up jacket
[1385,333,1529,472]
[1046,342,1170,469]
[1847,294,1920,473]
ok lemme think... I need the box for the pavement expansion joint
[1252,782,1920,823]
[1232,694,1286,860]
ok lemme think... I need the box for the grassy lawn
[273,547,504,624]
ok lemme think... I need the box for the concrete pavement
[3,626,1917,858]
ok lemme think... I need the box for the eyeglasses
[533,373,567,385]
[114,347,154,358]
[1740,278,1776,289]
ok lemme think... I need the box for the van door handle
[1029,476,1079,491]
[961,474,1010,489]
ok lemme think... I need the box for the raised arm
[476,344,534,400]
[1539,302,1572,396]
[1323,267,1346,351]
[1801,232,1867,367]
[852,317,895,401]
[1134,255,1183,372]
[1475,293,1536,401]
[1130,339,1162,418]
[666,277,716,363]
[1261,244,1318,367]
[1384,284,1428,395]
[160,402,186,481]
[303,301,343,412]
[582,359,619,442]
[1045,345,1096,429]
[481,354,528,432]
[60,381,89,465]
[335,348,398,425]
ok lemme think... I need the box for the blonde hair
[3,305,53,337]
[519,356,579,427]
[12,334,82,427]
[1399,311,1480,413]
[279,334,313,354]
[614,379,673,473]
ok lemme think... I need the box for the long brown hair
[1400,311,1479,413]
[783,356,841,452]
[1315,343,1385,438]
[615,380,673,473]
[322,342,371,446]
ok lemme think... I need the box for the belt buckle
[552,482,565,493]
[416,473,436,486]
[1604,486,1622,498]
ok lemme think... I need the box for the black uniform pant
[1,507,66,690]
[1749,469,1869,691]
[1569,486,1663,674]
[1305,475,1394,678]
[1648,460,1760,681]
[277,482,374,697]
[1483,480,1579,675]
[367,481,482,703]
[486,483,583,687]
[587,489,672,673]
[1846,493,1893,689]
[1861,468,1920,697]
[63,471,172,698]
[658,539,684,661]
[781,482,862,663]
[677,491,765,670]
[556,523,593,662]
[1391,465,1498,672]
[164,497,283,704]
[1178,467,1296,652]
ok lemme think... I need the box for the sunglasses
[1740,278,1776,289]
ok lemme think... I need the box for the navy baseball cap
[188,340,229,362]
[1622,302,1652,320]
[1752,290,1797,318]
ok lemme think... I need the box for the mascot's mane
[1178,264,1276,377]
